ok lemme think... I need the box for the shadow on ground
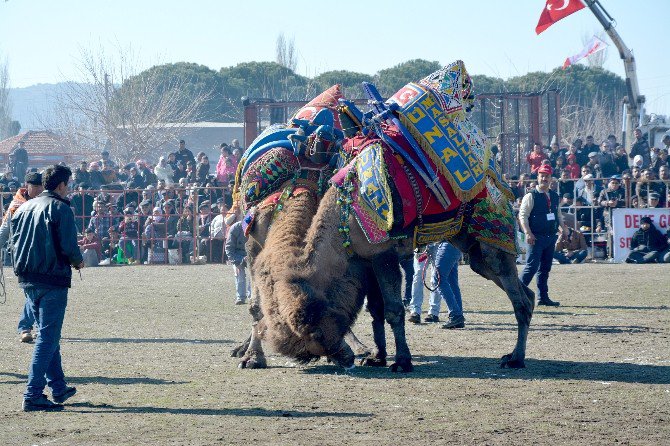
[66,402,372,418]
[0,372,187,386]
[63,337,233,345]
[301,355,670,385]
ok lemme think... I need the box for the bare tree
[275,33,297,72]
[0,56,12,139]
[561,95,621,145]
[39,45,212,163]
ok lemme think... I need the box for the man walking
[11,165,84,411]
[519,164,566,306]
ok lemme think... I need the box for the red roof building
[0,131,93,170]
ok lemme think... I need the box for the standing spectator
[651,147,669,175]
[70,184,94,233]
[174,140,196,168]
[597,142,617,177]
[558,170,575,198]
[572,138,589,167]
[635,169,664,206]
[225,217,250,305]
[100,161,116,184]
[586,152,601,178]
[10,141,29,182]
[582,135,599,157]
[73,161,90,186]
[613,145,629,174]
[196,155,210,185]
[430,242,466,329]
[625,216,666,263]
[518,164,566,307]
[99,150,117,170]
[215,144,234,184]
[118,210,139,262]
[526,142,547,178]
[87,163,105,190]
[0,172,44,343]
[629,128,651,168]
[598,176,626,232]
[175,205,195,263]
[199,204,226,263]
[126,167,144,190]
[11,164,83,411]
[154,156,174,185]
[553,227,588,264]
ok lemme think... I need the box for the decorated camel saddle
[233,85,347,233]
[331,61,518,254]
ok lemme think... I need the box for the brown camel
[230,185,370,369]
[250,181,534,372]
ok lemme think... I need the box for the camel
[240,62,535,372]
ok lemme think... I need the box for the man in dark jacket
[625,216,667,263]
[629,128,651,168]
[11,164,84,411]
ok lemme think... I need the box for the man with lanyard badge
[519,163,566,307]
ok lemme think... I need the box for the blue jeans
[234,264,251,300]
[23,287,69,400]
[428,242,463,318]
[520,234,558,300]
[553,249,587,264]
[409,251,429,314]
[17,296,36,333]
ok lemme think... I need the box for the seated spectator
[126,167,144,189]
[100,161,117,184]
[636,169,664,206]
[118,210,139,263]
[87,200,116,241]
[625,216,667,263]
[154,156,175,185]
[526,142,547,178]
[78,228,101,267]
[558,169,575,197]
[598,176,626,230]
[175,205,195,264]
[73,161,90,185]
[647,192,661,208]
[144,207,167,264]
[662,229,670,263]
[565,154,580,179]
[199,203,227,263]
[103,227,124,263]
[554,227,588,264]
[88,162,105,190]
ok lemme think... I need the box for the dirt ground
[0,263,668,446]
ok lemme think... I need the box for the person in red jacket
[526,142,548,178]
[565,154,581,179]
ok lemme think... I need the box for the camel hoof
[230,341,250,358]
[389,360,413,373]
[360,356,387,367]
[353,347,373,357]
[500,353,525,369]
[238,354,267,369]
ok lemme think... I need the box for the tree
[375,59,441,96]
[312,70,373,99]
[0,56,12,140]
[275,33,297,72]
[40,46,213,163]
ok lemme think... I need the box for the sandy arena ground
[0,263,668,445]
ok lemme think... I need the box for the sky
[1,0,669,116]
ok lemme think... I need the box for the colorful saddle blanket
[234,85,345,209]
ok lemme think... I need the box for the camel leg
[371,253,413,373]
[359,271,388,367]
[238,300,268,369]
[344,329,371,356]
[469,242,534,369]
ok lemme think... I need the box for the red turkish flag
[536,0,585,35]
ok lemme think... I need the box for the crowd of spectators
[1,139,246,267]
[510,130,670,262]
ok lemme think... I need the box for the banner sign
[611,208,670,262]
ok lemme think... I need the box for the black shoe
[537,297,560,307]
[442,315,465,329]
[424,314,440,323]
[408,313,421,324]
[22,395,64,412]
[53,386,77,404]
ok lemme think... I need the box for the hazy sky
[1,0,668,116]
